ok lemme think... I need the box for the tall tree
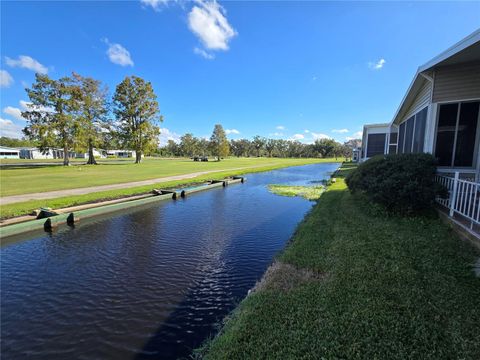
[252,135,266,157]
[72,72,109,165]
[210,124,229,161]
[113,76,162,163]
[22,74,81,166]
[313,138,340,158]
[179,133,198,157]
[265,138,276,157]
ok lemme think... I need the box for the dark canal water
[1,163,339,360]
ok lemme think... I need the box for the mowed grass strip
[202,164,480,359]
[0,158,338,219]
[0,157,333,197]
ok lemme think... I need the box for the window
[367,133,386,157]
[435,101,479,167]
[404,116,415,154]
[398,122,405,153]
[389,132,398,144]
[397,107,428,154]
[412,107,427,153]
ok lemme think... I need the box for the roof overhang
[391,29,480,126]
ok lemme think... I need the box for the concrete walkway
[0,167,254,205]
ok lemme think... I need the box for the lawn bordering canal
[200,163,480,359]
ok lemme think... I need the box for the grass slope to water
[0,158,337,219]
[203,164,480,359]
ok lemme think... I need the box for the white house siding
[432,61,480,103]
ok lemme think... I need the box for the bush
[346,153,443,214]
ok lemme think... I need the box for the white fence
[435,172,480,228]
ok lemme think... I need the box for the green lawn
[0,157,336,197]
[202,164,480,359]
[0,157,339,219]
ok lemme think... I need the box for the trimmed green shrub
[346,153,443,214]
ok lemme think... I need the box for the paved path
[0,167,255,205]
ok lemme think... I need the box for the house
[360,123,393,161]
[360,29,480,233]
[361,29,480,180]
[75,148,107,159]
[19,148,76,159]
[106,149,137,158]
[0,146,20,159]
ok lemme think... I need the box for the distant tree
[197,138,210,156]
[22,73,81,166]
[72,72,109,165]
[252,135,266,157]
[344,138,362,149]
[313,138,339,158]
[0,137,37,148]
[274,139,289,158]
[210,124,229,161]
[165,139,180,156]
[180,133,198,157]
[230,139,251,157]
[265,139,276,157]
[113,76,162,163]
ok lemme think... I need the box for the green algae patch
[268,184,325,200]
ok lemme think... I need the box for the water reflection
[1,163,339,359]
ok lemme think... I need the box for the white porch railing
[435,172,480,229]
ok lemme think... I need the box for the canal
[1,163,339,359]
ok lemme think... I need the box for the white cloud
[311,132,331,140]
[290,133,304,141]
[352,130,363,138]
[3,106,24,121]
[368,58,386,70]
[188,0,237,53]
[194,47,215,60]
[276,125,285,130]
[0,118,23,138]
[304,129,310,133]
[225,128,240,135]
[103,39,134,67]
[332,128,349,133]
[5,55,48,74]
[140,0,169,11]
[159,127,181,145]
[0,70,14,88]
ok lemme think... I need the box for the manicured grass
[0,157,334,197]
[202,164,480,359]
[268,184,325,200]
[0,158,339,219]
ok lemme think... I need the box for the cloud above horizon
[188,0,237,59]
[368,58,386,70]
[140,0,169,11]
[159,127,181,145]
[332,128,349,133]
[103,39,134,67]
[0,118,23,138]
[225,128,240,135]
[5,55,48,74]
[3,106,24,121]
[0,70,14,88]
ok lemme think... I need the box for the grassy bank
[202,164,480,359]
[0,158,338,219]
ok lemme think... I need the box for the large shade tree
[210,124,229,161]
[72,72,109,165]
[113,76,162,163]
[22,73,81,166]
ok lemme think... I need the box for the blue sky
[1,1,479,144]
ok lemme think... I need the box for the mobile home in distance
[0,146,20,159]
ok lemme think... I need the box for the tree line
[159,134,358,160]
[21,73,162,165]
[14,72,361,165]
